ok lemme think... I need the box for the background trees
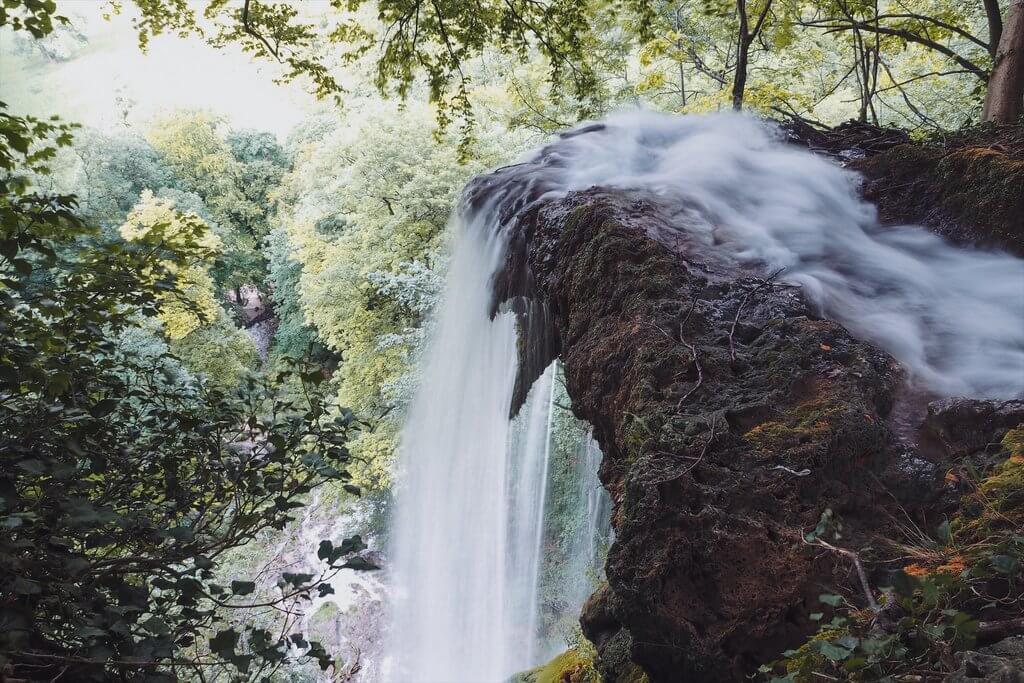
[0,100,372,679]
[105,0,1022,131]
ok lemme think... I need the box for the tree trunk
[674,7,687,107]
[984,0,1004,58]
[983,0,1024,122]
[733,42,749,110]
[733,3,750,110]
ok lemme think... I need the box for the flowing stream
[386,112,1024,683]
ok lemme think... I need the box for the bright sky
[0,1,316,137]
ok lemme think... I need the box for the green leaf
[341,556,380,571]
[991,554,1019,574]
[935,519,951,545]
[816,641,852,662]
[209,628,240,657]
[90,398,120,417]
[818,593,842,607]
[887,570,920,596]
[281,572,314,587]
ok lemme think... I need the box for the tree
[169,309,259,390]
[798,0,1002,122]
[147,111,266,294]
[983,0,1024,122]
[65,128,174,229]
[113,0,655,136]
[733,0,775,109]
[274,100,514,488]
[0,102,371,681]
[119,190,222,340]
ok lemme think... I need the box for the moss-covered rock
[480,121,1023,683]
[488,187,904,682]
[513,648,602,683]
[851,125,1024,256]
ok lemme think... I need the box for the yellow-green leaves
[120,190,221,339]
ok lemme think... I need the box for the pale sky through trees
[0,1,313,136]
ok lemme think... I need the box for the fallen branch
[804,536,881,612]
[977,617,1024,642]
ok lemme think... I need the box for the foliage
[170,308,259,390]
[119,189,222,339]
[763,427,1024,681]
[65,127,175,228]
[0,0,68,38]
[146,111,269,290]
[109,0,659,142]
[264,225,324,363]
[0,98,370,683]
[275,100,515,488]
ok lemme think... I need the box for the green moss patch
[513,648,602,683]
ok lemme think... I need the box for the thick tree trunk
[983,0,1024,122]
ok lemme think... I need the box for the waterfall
[386,206,567,681]
[387,111,1024,682]
[506,363,557,669]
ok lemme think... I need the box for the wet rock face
[925,399,1024,457]
[500,188,909,681]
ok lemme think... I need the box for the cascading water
[386,212,568,681]
[388,111,1024,683]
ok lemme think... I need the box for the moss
[622,412,658,461]
[951,424,1024,541]
[783,628,849,683]
[614,663,648,683]
[977,427,1024,514]
[744,394,842,457]
[515,648,602,683]
[935,149,1024,243]
[853,136,1024,255]
[1001,425,1024,458]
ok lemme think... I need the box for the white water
[387,210,564,681]
[506,363,557,668]
[484,112,1024,398]
[388,111,1024,683]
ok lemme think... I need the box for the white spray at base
[387,112,1024,683]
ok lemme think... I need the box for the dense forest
[1,0,1022,682]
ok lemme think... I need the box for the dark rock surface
[925,398,1024,457]
[947,636,1024,682]
[482,120,1024,682]
[493,188,913,681]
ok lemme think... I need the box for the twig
[655,414,718,484]
[772,465,811,477]
[805,536,880,612]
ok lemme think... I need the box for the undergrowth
[761,427,1024,681]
